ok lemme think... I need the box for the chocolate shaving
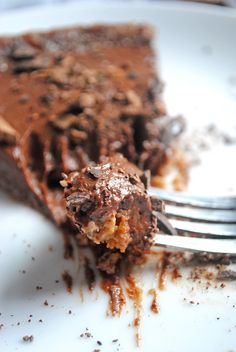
[13,55,51,74]
[10,42,37,61]
[88,166,102,179]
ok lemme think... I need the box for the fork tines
[149,187,236,210]
[149,187,236,239]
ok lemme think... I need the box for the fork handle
[154,234,236,255]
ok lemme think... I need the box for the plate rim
[0,0,236,26]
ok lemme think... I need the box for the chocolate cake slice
[63,154,160,273]
[0,24,179,226]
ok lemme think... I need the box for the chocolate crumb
[36,285,43,290]
[44,300,49,306]
[68,310,72,314]
[93,350,101,352]
[39,319,43,323]
[22,335,34,342]
[17,322,20,326]
[97,341,102,346]
[85,332,93,338]
[80,329,93,338]
[112,339,118,343]
[28,319,31,323]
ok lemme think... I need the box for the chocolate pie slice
[0,24,179,230]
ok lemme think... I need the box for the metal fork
[148,187,236,255]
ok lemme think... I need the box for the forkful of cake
[60,153,236,273]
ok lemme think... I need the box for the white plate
[0,2,236,351]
